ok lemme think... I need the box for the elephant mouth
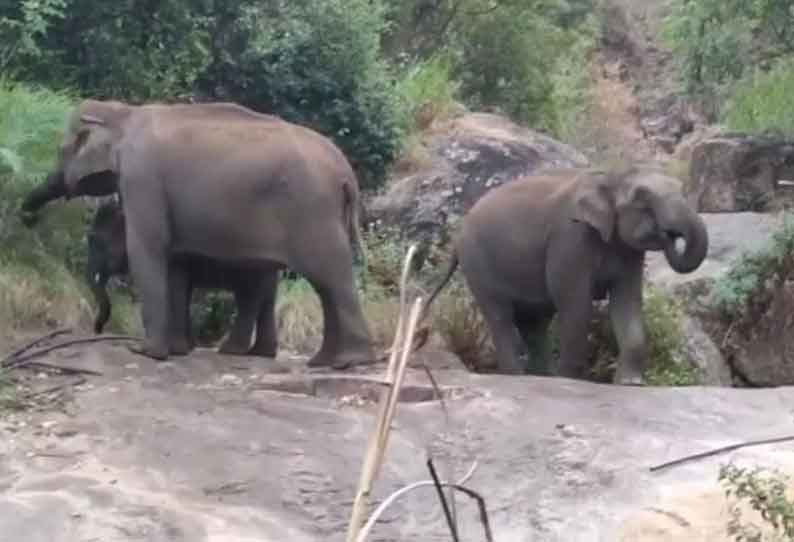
[661,229,686,253]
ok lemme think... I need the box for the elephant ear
[63,114,118,194]
[571,173,616,243]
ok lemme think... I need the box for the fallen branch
[1,328,73,366]
[354,460,493,542]
[4,335,138,370]
[649,435,794,472]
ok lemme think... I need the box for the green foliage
[642,287,698,386]
[714,214,794,316]
[0,80,97,333]
[193,0,402,189]
[723,60,794,137]
[395,52,462,133]
[720,463,794,542]
[663,0,794,118]
[548,11,600,141]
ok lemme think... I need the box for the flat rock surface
[2,342,794,541]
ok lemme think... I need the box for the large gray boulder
[3,344,794,541]
[686,134,794,212]
[366,113,588,257]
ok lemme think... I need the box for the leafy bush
[195,0,403,189]
[720,463,794,541]
[723,61,794,138]
[714,214,794,317]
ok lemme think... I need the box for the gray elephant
[21,99,373,368]
[421,164,709,385]
[87,200,279,357]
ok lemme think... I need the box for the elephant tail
[342,180,370,286]
[418,250,459,327]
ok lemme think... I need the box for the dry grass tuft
[0,262,94,342]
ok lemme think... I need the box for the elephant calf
[422,164,709,385]
[87,201,279,357]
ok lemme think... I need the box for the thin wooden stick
[346,245,421,542]
[649,435,794,472]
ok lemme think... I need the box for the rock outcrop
[686,134,794,212]
[366,113,588,260]
[3,344,794,541]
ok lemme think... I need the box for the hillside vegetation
[3,0,794,388]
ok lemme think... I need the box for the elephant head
[86,201,128,334]
[19,100,129,224]
[572,165,708,273]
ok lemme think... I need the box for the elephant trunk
[90,271,112,334]
[654,198,709,274]
[19,171,66,226]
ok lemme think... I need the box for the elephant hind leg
[469,288,526,375]
[248,270,279,358]
[291,230,374,369]
[513,304,554,376]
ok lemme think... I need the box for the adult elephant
[420,164,708,385]
[87,200,279,357]
[24,99,373,367]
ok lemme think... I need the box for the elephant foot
[248,344,277,358]
[127,343,169,361]
[169,339,192,357]
[218,340,252,356]
[614,366,646,386]
[308,347,376,370]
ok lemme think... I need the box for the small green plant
[714,214,794,317]
[720,463,794,541]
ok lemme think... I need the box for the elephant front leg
[125,223,170,361]
[609,258,647,386]
[553,282,595,380]
[168,261,193,356]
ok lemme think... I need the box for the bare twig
[354,461,488,542]
[649,435,794,472]
[5,335,138,370]
[1,328,73,366]
[428,457,460,542]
